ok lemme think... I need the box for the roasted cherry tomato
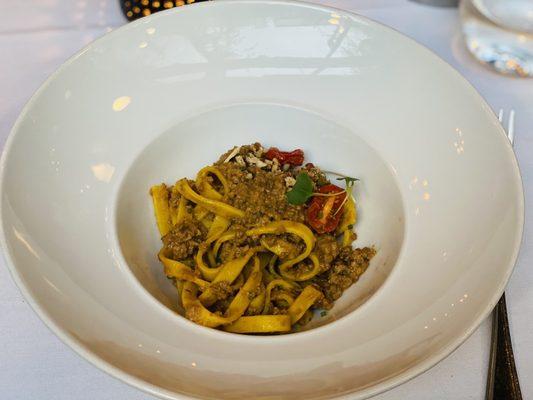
[264,147,304,166]
[306,184,346,234]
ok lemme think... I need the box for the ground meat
[168,185,181,210]
[215,146,374,311]
[294,310,314,329]
[218,162,305,226]
[261,235,304,260]
[208,299,230,314]
[314,246,376,309]
[162,219,207,260]
[216,143,264,164]
[208,281,233,302]
[314,235,340,267]
[218,229,253,263]
[286,258,316,279]
[271,306,289,315]
[156,143,377,332]
[304,163,329,187]
[247,284,262,300]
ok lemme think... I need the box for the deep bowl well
[115,103,405,329]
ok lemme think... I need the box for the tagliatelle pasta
[151,143,376,334]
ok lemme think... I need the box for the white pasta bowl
[0,1,523,399]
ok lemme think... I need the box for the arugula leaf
[286,172,314,205]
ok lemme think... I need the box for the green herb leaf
[320,310,328,317]
[336,176,359,188]
[333,176,359,217]
[286,172,314,205]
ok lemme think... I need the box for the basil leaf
[286,172,314,205]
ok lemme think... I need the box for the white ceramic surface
[0,1,524,399]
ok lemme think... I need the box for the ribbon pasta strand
[150,145,375,335]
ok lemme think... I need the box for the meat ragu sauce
[151,143,375,334]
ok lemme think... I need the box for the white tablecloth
[1,1,532,399]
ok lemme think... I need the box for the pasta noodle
[288,286,323,324]
[159,250,209,290]
[150,184,172,236]
[247,221,315,279]
[198,247,261,306]
[181,256,262,327]
[150,144,375,334]
[223,315,291,333]
[337,197,357,247]
[176,179,244,219]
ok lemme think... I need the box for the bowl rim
[0,1,524,399]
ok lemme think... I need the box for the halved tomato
[306,184,346,233]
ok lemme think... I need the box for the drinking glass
[460,0,533,77]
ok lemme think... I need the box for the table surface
[0,1,532,399]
